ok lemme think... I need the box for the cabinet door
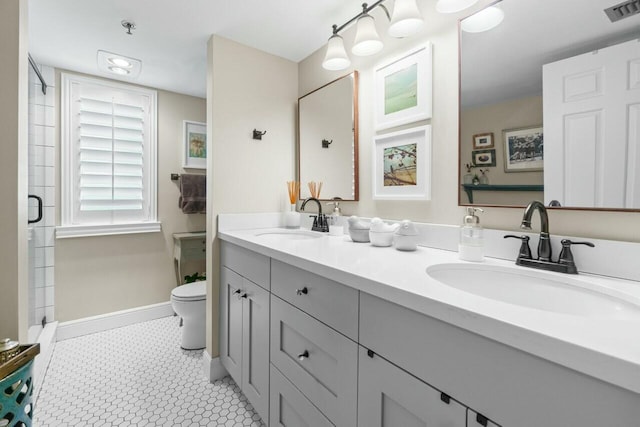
[358,346,466,427]
[220,267,243,383]
[242,279,270,423]
[270,365,333,427]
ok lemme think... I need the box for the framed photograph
[472,149,496,167]
[374,44,432,131]
[373,125,431,200]
[473,132,494,149]
[183,120,207,169]
[503,126,543,172]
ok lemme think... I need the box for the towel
[179,174,206,214]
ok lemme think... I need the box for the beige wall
[298,0,640,242]
[55,71,206,322]
[0,0,29,341]
[460,95,543,206]
[206,35,298,355]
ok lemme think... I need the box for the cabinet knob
[297,350,309,361]
[296,287,308,296]
[233,289,241,294]
[240,293,248,299]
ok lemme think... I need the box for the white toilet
[171,281,206,350]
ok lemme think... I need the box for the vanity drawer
[221,241,270,290]
[270,364,334,427]
[270,295,357,427]
[271,259,358,340]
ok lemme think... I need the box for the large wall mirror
[459,0,640,210]
[299,72,359,201]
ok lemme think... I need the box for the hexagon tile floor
[34,316,266,426]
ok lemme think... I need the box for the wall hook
[322,139,333,148]
[253,129,267,140]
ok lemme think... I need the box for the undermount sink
[426,263,640,319]
[254,230,322,241]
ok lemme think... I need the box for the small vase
[284,204,300,229]
[463,173,473,184]
[479,172,489,185]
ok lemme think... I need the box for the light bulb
[461,6,504,33]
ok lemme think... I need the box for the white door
[543,38,640,208]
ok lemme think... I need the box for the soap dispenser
[459,207,484,262]
[326,199,343,236]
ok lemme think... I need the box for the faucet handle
[504,235,533,260]
[558,239,594,266]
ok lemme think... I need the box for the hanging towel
[179,174,206,214]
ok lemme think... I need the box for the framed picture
[373,125,431,200]
[473,132,494,149]
[374,44,432,131]
[183,120,207,169]
[503,126,543,172]
[472,149,496,167]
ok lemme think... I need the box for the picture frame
[373,125,431,200]
[503,126,543,172]
[374,44,432,131]
[183,120,207,169]
[473,132,494,149]
[472,149,496,167]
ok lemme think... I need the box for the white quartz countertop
[218,227,640,394]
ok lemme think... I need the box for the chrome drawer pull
[296,287,308,296]
[297,350,309,361]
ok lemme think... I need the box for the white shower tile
[44,146,55,167]
[33,227,45,248]
[35,317,265,427]
[33,267,46,288]
[34,307,45,325]
[44,267,54,286]
[33,145,45,165]
[44,187,55,207]
[34,287,45,309]
[34,247,45,268]
[44,207,55,227]
[44,306,55,323]
[45,287,55,306]
[44,226,55,247]
[44,246,55,267]
[33,166,45,186]
[43,126,55,147]
[40,65,55,85]
[44,167,55,187]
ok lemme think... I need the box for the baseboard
[33,321,58,402]
[203,350,228,382]
[57,301,174,341]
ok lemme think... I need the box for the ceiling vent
[604,0,640,22]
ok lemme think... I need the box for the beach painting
[384,63,418,115]
[183,120,207,169]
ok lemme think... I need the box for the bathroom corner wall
[54,70,207,322]
[0,0,29,342]
[297,0,640,243]
[206,35,298,356]
[28,64,56,326]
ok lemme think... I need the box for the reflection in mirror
[299,72,359,201]
[459,0,640,210]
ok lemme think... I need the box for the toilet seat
[171,281,206,302]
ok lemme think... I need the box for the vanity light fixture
[461,5,505,32]
[322,0,424,70]
[97,50,142,78]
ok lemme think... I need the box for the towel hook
[253,129,267,140]
[322,139,333,148]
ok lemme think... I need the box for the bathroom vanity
[218,225,640,427]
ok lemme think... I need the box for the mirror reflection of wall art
[473,149,496,167]
[473,132,494,149]
[375,44,432,131]
[503,126,543,172]
[183,120,206,169]
[373,125,431,200]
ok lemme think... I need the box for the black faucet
[504,201,594,274]
[300,197,328,232]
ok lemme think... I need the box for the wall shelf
[462,184,543,203]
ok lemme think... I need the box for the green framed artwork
[375,44,432,131]
[183,120,206,169]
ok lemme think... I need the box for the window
[58,73,160,238]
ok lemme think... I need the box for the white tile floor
[34,316,266,426]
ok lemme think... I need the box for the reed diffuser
[284,181,300,229]
[307,181,323,199]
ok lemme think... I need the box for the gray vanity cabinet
[358,346,466,427]
[220,243,270,423]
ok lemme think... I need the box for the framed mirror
[459,0,640,210]
[298,71,359,201]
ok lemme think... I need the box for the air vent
[605,0,640,22]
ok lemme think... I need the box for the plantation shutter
[62,75,157,231]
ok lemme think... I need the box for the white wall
[0,0,29,341]
[206,35,298,355]
[298,0,640,243]
[55,71,206,322]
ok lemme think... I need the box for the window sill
[56,222,162,239]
